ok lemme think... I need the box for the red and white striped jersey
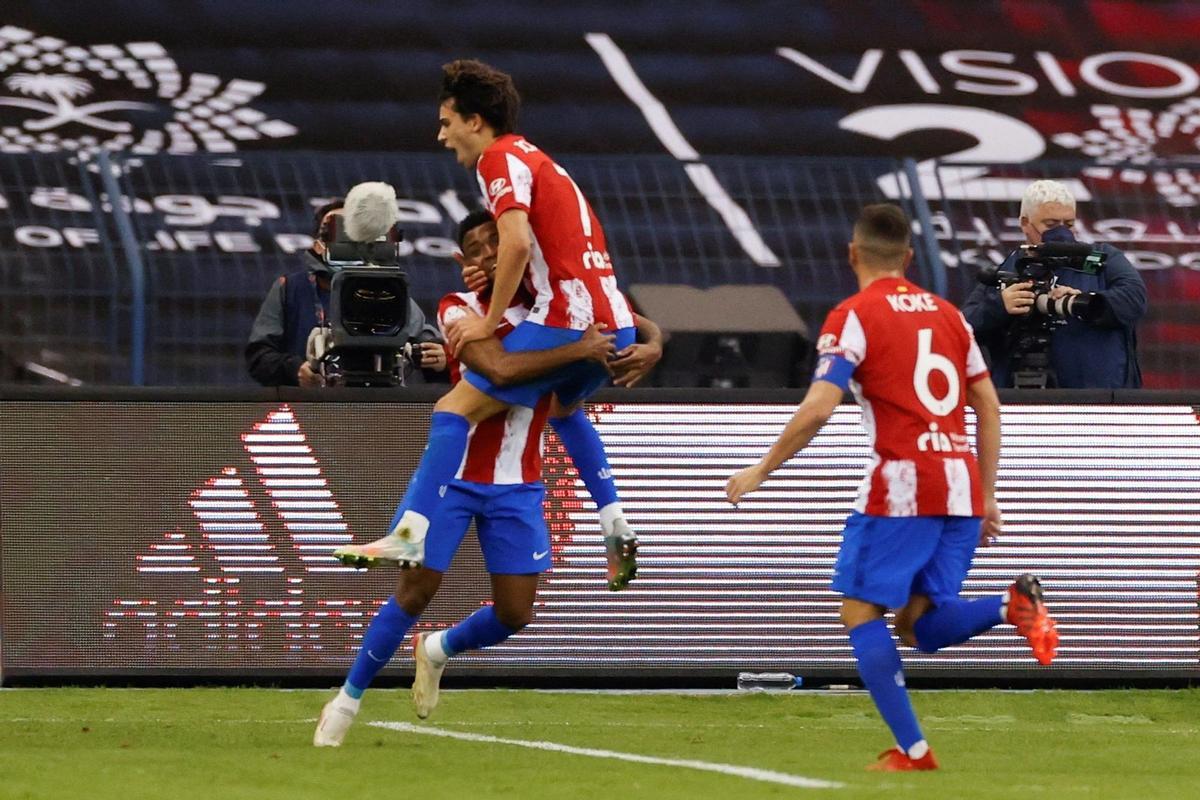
[476,133,636,332]
[438,291,551,485]
[816,277,990,517]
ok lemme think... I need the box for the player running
[342,59,640,583]
[725,204,1059,772]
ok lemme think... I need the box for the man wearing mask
[961,180,1147,389]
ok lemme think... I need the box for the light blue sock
[443,605,518,655]
[849,618,924,752]
[550,410,619,511]
[402,412,470,521]
[344,597,418,699]
[912,596,1004,654]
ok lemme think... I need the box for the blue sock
[344,597,418,698]
[402,412,470,522]
[444,605,518,655]
[550,410,619,512]
[849,618,924,753]
[912,596,1004,654]
[385,483,415,533]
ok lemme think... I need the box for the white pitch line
[370,721,842,790]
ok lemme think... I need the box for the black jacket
[961,243,1146,388]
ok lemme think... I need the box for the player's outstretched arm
[457,323,615,387]
[967,375,1003,543]
[725,380,843,504]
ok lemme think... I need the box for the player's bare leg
[412,574,537,719]
[433,377,511,420]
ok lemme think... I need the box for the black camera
[307,217,419,387]
[977,240,1109,389]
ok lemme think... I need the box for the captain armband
[812,352,855,390]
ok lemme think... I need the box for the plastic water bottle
[736,672,803,691]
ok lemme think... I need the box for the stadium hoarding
[2,387,1198,684]
[3,2,1200,160]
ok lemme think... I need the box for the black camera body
[320,267,420,387]
[978,241,1108,389]
[310,219,419,387]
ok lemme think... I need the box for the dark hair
[312,199,345,240]
[853,203,911,259]
[440,59,520,135]
[457,208,495,248]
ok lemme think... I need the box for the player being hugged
[336,59,640,587]
[315,211,624,746]
[725,204,1059,772]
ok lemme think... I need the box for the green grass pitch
[2,687,1198,799]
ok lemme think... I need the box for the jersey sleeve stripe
[505,153,533,208]
[840,309,867,364]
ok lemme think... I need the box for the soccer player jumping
[339,59,639,588]
[726,204,1059,772]
[315,211,657,747]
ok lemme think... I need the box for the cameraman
[961,180,1147,388]
[245,200,446,386]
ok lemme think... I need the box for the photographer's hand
[420,342,448,372]
[1048,285,1081,301]
[1001,281,1036,315]
[297,361,326,387]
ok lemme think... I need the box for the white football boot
[334,513,427,569]
[313,691,360,747]
[411,632,447,720]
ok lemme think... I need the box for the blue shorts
[465,321,638,409]
[830,512,982,609]
[422,480,551,575]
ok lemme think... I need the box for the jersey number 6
[914,328,959,417]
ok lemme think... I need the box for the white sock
[335,687,361,712]
[598,503,625,537]
[907,740,930,759]
[390,510,429,542]
[424,631,452,666]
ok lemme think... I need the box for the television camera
[305,182,423,388]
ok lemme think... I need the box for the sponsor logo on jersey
[816,332,839,351]
[916,421,971,453]
[488,177,513,201]
[441,305,468,324]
